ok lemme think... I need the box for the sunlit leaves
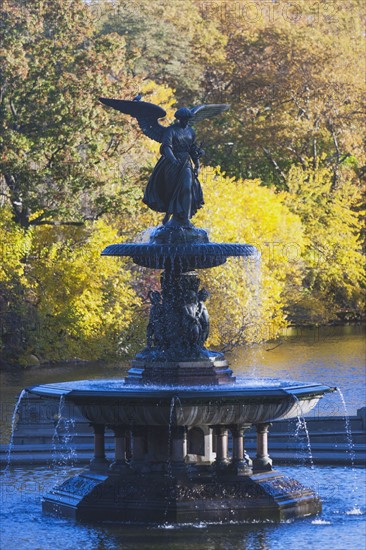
[0,0,144,226]
[193,167,305,347]
[0,208,142,364]
[286,163,365,320]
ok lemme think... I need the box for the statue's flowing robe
[143,124,204,220]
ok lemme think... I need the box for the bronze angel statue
[99,97,230,226]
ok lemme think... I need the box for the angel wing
[99,98,167,143]
[190,104,230,124]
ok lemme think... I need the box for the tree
[0,206,143,365]
[97,0,227,103]
[196,0,365,187]
[0,207,33,364]
[0,0,153,228]
[285,162,365,322]
[187,167,306,346]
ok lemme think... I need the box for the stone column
[131,426,146,463]
[213,425,229,469]
[109,426,129,472]
[125,431,132,461]
[90,423,110,471]
[253,423,272,471]
[230,424,252,474]
[171,426,187,468]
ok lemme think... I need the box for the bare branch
[286,146,307,169]
[29,220,85,227]
[326,120,342,189]
[262,147,287,183]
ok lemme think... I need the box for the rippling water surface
[0,465,365,550]
[232,325,366,416]
[0,326,365,548]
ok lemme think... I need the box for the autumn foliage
[0,0,364,365]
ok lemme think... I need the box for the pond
[0,325,365,549]
[1,325,365,439]
[0,465,365,550]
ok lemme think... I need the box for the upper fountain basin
[26,378,335,427]
[101,242,257,270]
[102,223,257,270]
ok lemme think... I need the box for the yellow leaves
[1,213,141,362]
[197,166,304,246]
[193,167,305,345]
[0,208,32,283]
[138,81,176,156]
[285,163,365,314]
[141,81,176,117]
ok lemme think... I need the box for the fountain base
[27,379,333,523]
[126,358,236,385]
[42,467,321,522]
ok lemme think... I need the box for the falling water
[3,389,27,472]
[58,417,77,469]
[244,251,262,337]
[134,227,157,243]
[293,395,314,469]
[173,395,185,425]
[162,396,179,524]
[295,416,315,469]
[51,395,65,469]
[336,388,356,467]
[335,388,362,511]
[167,396,177,479]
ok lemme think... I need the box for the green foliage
[0,207,143,365]
[97,0,226,102]
[0,0,364,365]
[0,0,148,227]
[193,167,305,346]
[285,162,365,321]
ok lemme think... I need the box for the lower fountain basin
[27,378,334,426]
[26,378,335,523]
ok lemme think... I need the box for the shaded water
[0,465,365,550]
[231,325,366,416]
[0,327,365,548]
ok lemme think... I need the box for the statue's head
[184,290,197,304]
[148,290,161,304]
[175,107,192,128]
[198,288,210,302]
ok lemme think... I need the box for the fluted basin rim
[26,379,335,426]
[101,242,257,258]
[26,379,334,400]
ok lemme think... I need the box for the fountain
[25,98,334,523]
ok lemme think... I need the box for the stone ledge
[125,359,236,385]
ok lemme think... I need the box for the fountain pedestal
[126,358,235,385]
[27,224,334,523]
[29,378,332,522]
[42,466,321,523]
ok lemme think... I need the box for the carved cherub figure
[197,288,210,347]
[182,290,201,348]
[146,290,164,349]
